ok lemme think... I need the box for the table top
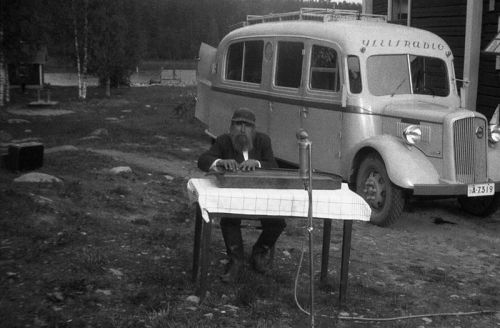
[187,177,371,223]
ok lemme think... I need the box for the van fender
[348,135,440,189]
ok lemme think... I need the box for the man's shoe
[251,245,273,274]
[220,259,243,283]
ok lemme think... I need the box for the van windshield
[367,55,449,97]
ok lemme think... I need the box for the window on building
[484,17,500,70]
[226,40,263,83]
[275,41,304,88]
[309,45,339,92]
[390,0,409,25]
[498,16,500,70]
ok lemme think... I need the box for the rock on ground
[14,172,62,183]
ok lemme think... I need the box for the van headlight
[489,124,500,143]
[403,125,422,145]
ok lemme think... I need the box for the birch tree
[72,0,89,100]
[0,29,8,107]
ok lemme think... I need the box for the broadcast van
[195,8,500,226]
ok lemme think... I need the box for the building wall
[410,0,467,80]
[372,0,500,119]
[8,64,42,86]
[372,0,387,15]
[478,0,500,119]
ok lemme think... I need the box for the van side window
[348,56,362,94]
[310,45,339,92]
[226,41,263,84]
[275,41,304,88]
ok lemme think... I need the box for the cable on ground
[291,229,499,323]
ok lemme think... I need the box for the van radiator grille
[453,117,487,183]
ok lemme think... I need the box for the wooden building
[8,43,47,89]
[363,0,500,120]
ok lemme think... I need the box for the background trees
[0,0,360,102]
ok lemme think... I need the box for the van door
[301,42,343,174]
[268,40,306,164]
[195,43,216,126]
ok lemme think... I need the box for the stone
[109,166,132,174]
[45,145,78,154]
[96,289,112,296]
[90,128,109,137]
[8,119,30,124]
[186,295,200,304]
[14,172,62,184]
[421,317,432,324]
[109,268,124,278]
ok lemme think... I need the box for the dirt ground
[0,86,499,328]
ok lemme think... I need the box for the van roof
[222,20,453,59]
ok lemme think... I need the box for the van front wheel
[356,155,405,226]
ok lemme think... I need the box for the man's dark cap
[231,108,255,125]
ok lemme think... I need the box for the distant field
[44,59,197,87]
[138,59,197,70]
[44,59,197,74]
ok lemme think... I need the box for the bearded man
[197,108,286,283]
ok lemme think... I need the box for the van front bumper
[413,182,500,196]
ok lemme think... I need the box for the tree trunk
[73,0,88,100]
[0,29,6,107]
[0,65,5,108]
[73,0,82,99]
[81,0,88,99]
[4,65,9,104]
[105,77,111,97]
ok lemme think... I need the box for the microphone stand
[297,129,314,327]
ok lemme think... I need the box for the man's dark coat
[198,132,277,172]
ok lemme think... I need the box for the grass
[1,85,499,327]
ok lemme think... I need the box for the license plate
[467,183,495,197]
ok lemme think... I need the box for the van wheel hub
[363,172,386,209]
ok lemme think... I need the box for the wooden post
[362,0,373,15]
[339,220,353,308]
[320,219,332,283]
[192,204,202,282]
[463,0,483,111]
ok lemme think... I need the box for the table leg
[192,204,202,282]
[339,220,353,308]
[320,219,332,284]
[197,215,212,298]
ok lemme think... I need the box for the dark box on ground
[7,142,44,171]
[214,168,342,190]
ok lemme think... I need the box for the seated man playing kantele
[197,108,286,283]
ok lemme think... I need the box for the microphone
[296,129,311,180]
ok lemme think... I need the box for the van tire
[457,193,500,217]
[355,154,405,226]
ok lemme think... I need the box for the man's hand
[217,159,239,171]
[239,159,260,171]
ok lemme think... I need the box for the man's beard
[231,132,254,153]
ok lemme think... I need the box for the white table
[187,177,371,306]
